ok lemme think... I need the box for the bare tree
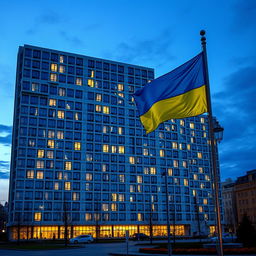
[62,201,72,247]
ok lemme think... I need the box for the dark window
[51,53,58,62]
[68,56,75,64]
[42,51,50,60]
[76,58,83,66]
[25,48,32,57]
[33,50,41,59]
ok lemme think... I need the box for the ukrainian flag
[134,53,208,134]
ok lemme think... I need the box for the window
[57,110,65,119]
[51,63,58,72]
[36,171,44,179]
[34,212,41,221]
[50,73,57,82]
[76,77,82,86]
[103,106,109,114]
[36,160,44,169]
[26,170,34,179]
[74,142,81,150]
[65,162,72,170]
[88,79,94,87]
[37,149,44,158]
[65,182,71,190]
[49,99,56,106]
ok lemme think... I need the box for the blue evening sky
[0,0,256,202]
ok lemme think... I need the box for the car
[69,235,94,244]
[132,233,150,241]
[210,233,237,243]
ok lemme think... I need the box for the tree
[62,201,72,247]
[237,214,256,247]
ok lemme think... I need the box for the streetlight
[213,119,224,143]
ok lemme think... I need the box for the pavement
[0,240,255,256]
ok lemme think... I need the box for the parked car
[69,235,94,244]
[132,233,150,241]
[210,233,237,243]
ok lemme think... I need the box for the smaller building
[222,179,237,232]
[235,170,256,229]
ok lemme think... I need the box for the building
[8,45,220,240]
[222,179,237,233]
[235,170,256,228]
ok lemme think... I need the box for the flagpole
[200,30,223,256]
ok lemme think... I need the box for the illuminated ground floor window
[9,224,190,240]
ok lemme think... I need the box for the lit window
[37,149,44,158]
[187,144,191,150]
[26,170,34,179]
[74,113,79,120]
[86,173,93,181]
[60,55,64,63]
[118,127,123,135]
[200,117,205,123]
[184,178,189,186]
[143,148,148,156]
[173,160,179,167]
[76,78,82,86]
[118,146,125,154]
[32,83,39,92]
[51,63,58,72]
[111,203,117,211]
[129,157,135,164]
[172,142,178,149]
[205,175,210,181]
[182,161,187,168]
[190,122,195,129]
[85,213,92,221]
[36,160,44,169]
[65,162,72,170]
[137,176,142,183]
[57,110,65,119]
[49,99,56,106]
[150,167,156,175]
[57,172,62,180]
[118,83,124,91]
[54,182,59,190]
[86,154,93,161]
[96,105,102,112]
[197,152,202,159]
[193,174,198,180]
[144,167,149,174]
[103,106,109,114]
[203,132,207,138]
[103,144,109,153]
[89,70,94,78]
[112,193,117,201]
[50,73,57,81]
[199,167,204,173]
[34,212,41,221]
[59,88,65,96]
[48,130,55,138]
[59,65,65,73]
[102,204,109,211]
[119,175,125,182]
[65,182,71,190]
[96,94,102,101]
[88,79,94,87]
[168,168,173,176]
[57,131,64,139]
[203,198,208,205]
[111,145,117,153]
[47,140,55,148]
[180,119,185,126]
[74,142,81,150]
[103,126,108,133]
[160,149,165,157]
[199,206,203,213]
[119,194,124,202]
[73,192,79,201]
[36,171,44,179]
[137,213,142,221]
[102,164,107,172]
[202,125,206,131]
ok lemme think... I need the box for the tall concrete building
[8,45,220,240]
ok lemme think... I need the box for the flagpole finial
[200,30,206,45]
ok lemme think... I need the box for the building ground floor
[9,224,216,240]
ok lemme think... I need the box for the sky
[0,0,256,202]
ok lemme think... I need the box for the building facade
[8,45,219,240]
[235,170,256,229]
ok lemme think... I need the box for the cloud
[59,31,85,47]
[26,10,66,35]
[231,0,256,33]
[0,124,12,147]
[213,64,256,179]
[0,161,10,179]
[106,29,175,66]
